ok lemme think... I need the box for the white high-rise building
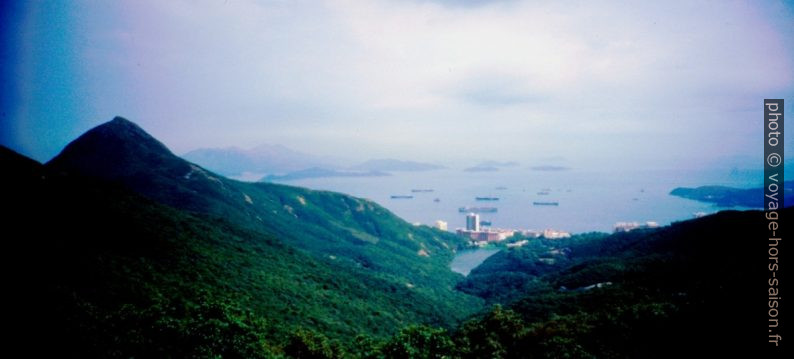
[466,213,480,231]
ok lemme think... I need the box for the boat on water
[533,201,559,206]
[433,198,441,202]
[495,186,508,190]
[537,191,550,195]
[459,206,498,213]
[391,195,414,199]
[475,196,499,201]
[411,189,434,193]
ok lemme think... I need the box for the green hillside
[3,129,480,357]
[46,118,471,293]
[4,117,788,357]
[439,210,787,358]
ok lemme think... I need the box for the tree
[456,305,527,359]
[285,328,343,359]
[381,325,455,359]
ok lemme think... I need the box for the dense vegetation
[46,118,472,294]
[2,118,483,357]
[4,117,789,357]
[457,232,609,304]
[5,148,486,356]
[442,209,787,357]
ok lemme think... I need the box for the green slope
[3,139,480,356]
[10,116,784,357]
[46,117,471,293]
[444,209,788,358]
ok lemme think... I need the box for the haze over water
[271,166,761,234]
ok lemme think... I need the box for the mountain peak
[108,115,137,127]
[97,116,162,144]
[46,117,188,180]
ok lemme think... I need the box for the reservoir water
[450,248,501,276]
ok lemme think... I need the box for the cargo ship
[459,206,498,213]
[391,195,414,199]
[411,189,434,193]
[475,196,499,201]
[533,201,559,206]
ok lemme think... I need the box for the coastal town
[432,213,659,248]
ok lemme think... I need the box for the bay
[270,167,761,234]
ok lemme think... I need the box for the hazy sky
[1,0,793,170]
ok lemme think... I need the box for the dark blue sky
[1,1,793,172]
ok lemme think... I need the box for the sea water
[274,166,762,234]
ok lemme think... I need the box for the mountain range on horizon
[184,144,447,180]
[182,144,336,177]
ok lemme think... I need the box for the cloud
[2,0,792,168]
[454,72,545,107]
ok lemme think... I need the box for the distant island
[670,181,793,208]
[262,167,390,181]
[350,158,444,172]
